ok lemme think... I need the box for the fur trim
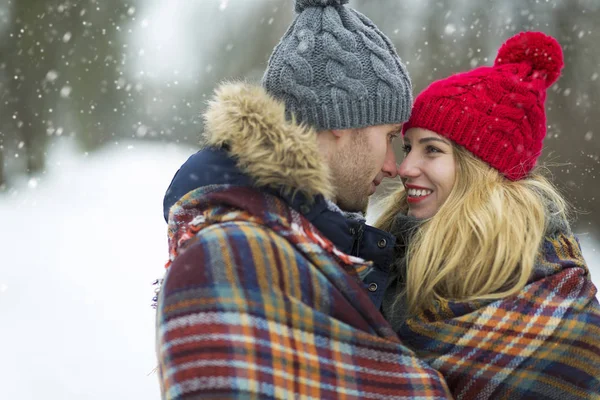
[202,82,333,200]
[541,191,571,237]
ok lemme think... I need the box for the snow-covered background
[1,1,599,399]
[0,139,598,399]
[0,139,192,399]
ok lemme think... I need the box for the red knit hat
[403,31,564,180]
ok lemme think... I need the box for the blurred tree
[3,0,60,176]
[134,0,293,148]
[0,134,4,187]
[0,64,7,186]
[0,0,137,185]
[544,0,600,232]
[65,0,139,152]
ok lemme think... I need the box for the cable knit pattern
[262,0,412,130]
[280,24,320,107]
[321,7,368,128]
[403,31,563,180]
[350,10,407,93]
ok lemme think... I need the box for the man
[156,0,450,398]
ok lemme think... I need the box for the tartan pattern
[399,233,600,399]
[157,186,451,399]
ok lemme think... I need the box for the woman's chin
[408,207,436,220]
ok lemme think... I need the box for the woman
[376,31,600,399]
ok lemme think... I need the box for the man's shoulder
[193,220,289,248]
[170,220,301,275]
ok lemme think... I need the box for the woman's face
[398,128,456,219]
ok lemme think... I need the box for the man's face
[330,124,402,212]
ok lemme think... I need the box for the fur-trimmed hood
[163,82,337,221]
[203,82,333,200]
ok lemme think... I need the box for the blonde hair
[374,145,569,315]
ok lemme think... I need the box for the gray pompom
[295,0,350,13]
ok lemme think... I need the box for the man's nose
[381,146,398,179]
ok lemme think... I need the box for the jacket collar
[164,146,357,255]
[202,82,333,200]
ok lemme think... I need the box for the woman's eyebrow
[419,137,451,145]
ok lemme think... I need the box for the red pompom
[494,31,564,87]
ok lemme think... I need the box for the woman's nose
[397,155,420,179]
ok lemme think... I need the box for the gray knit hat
[262,0,412,131]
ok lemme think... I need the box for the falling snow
[27,178,38,189]
[444,24,457,35]
[0,1,599,398]
[60,86,72,98]
[45,70,59,82]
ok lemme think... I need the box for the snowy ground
[0,139,598,399]
[0,139,192,400]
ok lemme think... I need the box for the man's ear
[330,129,345,139]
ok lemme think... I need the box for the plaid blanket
[399,233,600,399]
[156,185,450,399]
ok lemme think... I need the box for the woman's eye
[426,145,442,154]
[402,144,411,154]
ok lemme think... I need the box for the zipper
[351,222,365,257]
